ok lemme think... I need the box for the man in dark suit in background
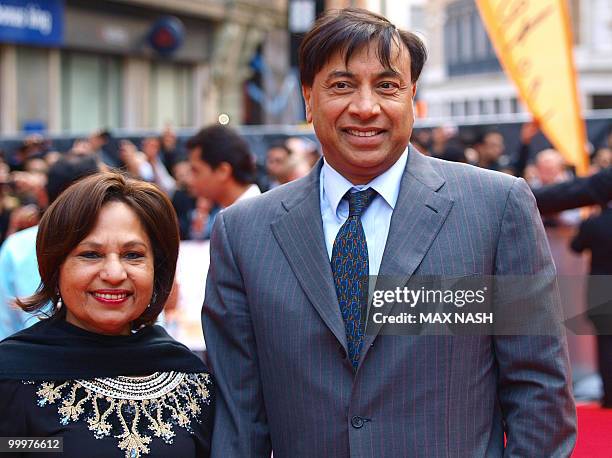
[202,8,576,457]
[535,166,612,214]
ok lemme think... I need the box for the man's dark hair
[473,129,502,146]
[186,125,255,185]
[299,8,427,87]
[46,154,101,204]
[267,142,292,156]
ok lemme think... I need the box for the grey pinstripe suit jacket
[202,147,576,458]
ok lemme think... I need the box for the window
[460,11,472,61]
[149,62,194,129]
[61,52,122,133]
[592,94,612,110]
[444,0,501,76]
[478,99,487,115]
[16,47,50,132]
[446,16,459,64]
[474,19,488,59]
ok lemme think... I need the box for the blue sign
[148,16,184,55]
[0,0,63,46]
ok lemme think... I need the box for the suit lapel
[271,162,349,353]
[359,148,454,365]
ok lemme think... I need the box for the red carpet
[573,403,612,457]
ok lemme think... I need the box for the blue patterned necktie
[331,188,377,370]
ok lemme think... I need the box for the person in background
[141,136,176,195]
[0,160,15,244]
[571,202,612,408]
[276,152,313,184]
[0,155,102,339]
[89,129,118,168]
[265,142,292,189]
[429,125,454,158]
[160,125,183,172]
[171,160,197,240]
[591,148,611,173]
[532,149,572,187]
[535,166,612,214]
[7,135,49,172]
[531,149,580,226]
[189,197,216,241]
[0,172,214,457]
[473,130,505,171]
[187,125,260,208]
[410,127,432,155]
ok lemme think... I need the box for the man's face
[481,133,504,162]
[188,148,224,203]
[302,41,416,184]
[266,147,289,180]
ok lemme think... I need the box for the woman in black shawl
[0,172,214,458]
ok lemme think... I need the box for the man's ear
[411,83,417,98]
[217,162,233,181]
[302,85,313,123]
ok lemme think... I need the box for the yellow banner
[475,0,589,175]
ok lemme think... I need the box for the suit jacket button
[351,416,364,429]
[339,346,347,359]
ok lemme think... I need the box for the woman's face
[59,201,155,335]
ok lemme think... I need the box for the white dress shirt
[320,149,408,275]
[235,184,262,203]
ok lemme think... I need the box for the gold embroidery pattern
[30,372,211,458]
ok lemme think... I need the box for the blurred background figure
[171,160,197,240]
[591,148,611,174]
[187,124,260,209]
[571,204,612,408]
[265,142,292,189]
[189,197,216,241]
[531,149,581,227]
[88,129,117,167]
[473,130,505,170]
[141,135,176,195]
[410,128,432,155]
[533,149,573,187]
[160,125,184,171]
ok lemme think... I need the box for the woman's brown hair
[18,172,180,328]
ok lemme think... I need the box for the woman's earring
[148,292,157,308]
[57,297,63,310]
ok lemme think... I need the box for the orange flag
[475,0,589,175]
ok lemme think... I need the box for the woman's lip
[90,291,131,305]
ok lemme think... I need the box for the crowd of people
[1,114,611,341]
[2,121,610,249]
[0,127,322,246]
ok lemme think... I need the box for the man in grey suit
[202,8,576,457]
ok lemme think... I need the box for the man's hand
[520,120,540,145]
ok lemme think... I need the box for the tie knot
[347,188,377,218]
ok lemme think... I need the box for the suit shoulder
[219,176,312,224]
[425,155,519,193]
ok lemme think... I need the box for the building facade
[0,0,287,136]
[418,0,612,126]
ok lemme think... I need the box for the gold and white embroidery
[30,372,211,458]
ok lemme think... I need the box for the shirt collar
[235,184,261,203]
[321,148,408,216]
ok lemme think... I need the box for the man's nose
[101,257,128,283]
[348,88,381,119]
